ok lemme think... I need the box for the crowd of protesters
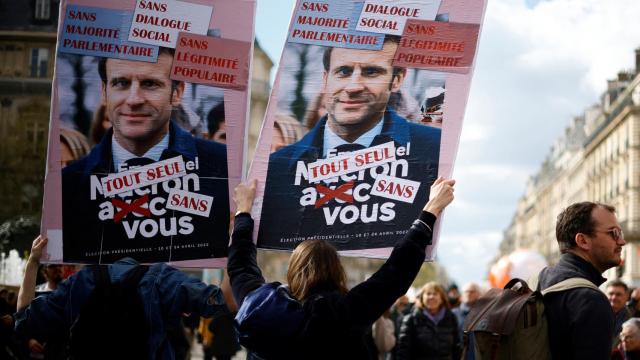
[0,182,637,360]
[0,169,636,360]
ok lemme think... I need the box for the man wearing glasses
[617,318,640,359]
[538,202,626,359]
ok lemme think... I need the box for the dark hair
[207,102,225,135]
[322,35,403,76]
[607,279,629,292]
[555,202,616,253]
[98,47,180,89]
[287,239,347,302]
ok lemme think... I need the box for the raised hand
[423,177,455,215]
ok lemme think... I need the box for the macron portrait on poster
[250,0,485,258]
[42,0,255,265]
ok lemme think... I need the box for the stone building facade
[501,48,640,284]
[0,0,59,222]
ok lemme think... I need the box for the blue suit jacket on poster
[62,122,229,263]
[258,109,441,251]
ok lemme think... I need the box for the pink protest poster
[249,0,486,259]
[41,0,255,266]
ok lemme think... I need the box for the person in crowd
[387,90,422,123]
[390,295,414,359]
[172,103,203,137]
[15,236,229,359]
[608,280,634,350]
[0,288,19,359]
[22,261,64,358]
[33,265,63,293]
[453,282,481,359]
[198,315,215,359]
[420,90,444,126]
[373,309,396,360]
[392,295,412,317]
[17,237,67,359]
[199,271,239,360]
[207,102,226,144]
[613,318,640,360]
[627,288,640,318]
[270,113,305,153]
[452,282,481,332]
[447,284,461,309]
[396,282,462,360]
[60,127,91,168]
[228,177,456,359]
[537,202,625,359]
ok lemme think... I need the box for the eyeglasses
[595,228,624,242]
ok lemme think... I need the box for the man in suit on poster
[260,37,441,250]
[62,48,229,263]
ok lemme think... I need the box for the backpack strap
[541,277,600,296]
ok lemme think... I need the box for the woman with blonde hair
[396,282,462,359]
[228,177,455,359]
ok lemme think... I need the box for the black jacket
[537,252,613,360]
[396,307,461,360]
[228,211,437,359]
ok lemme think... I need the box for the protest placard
[41,0,255,266]
[249,0,486,259]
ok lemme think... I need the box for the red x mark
[112,194,151,222]
[315,182,354,208]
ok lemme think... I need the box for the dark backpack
[462,277,600,360]
[235,282,307,359]
[69,265,149,360]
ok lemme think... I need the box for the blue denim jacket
[15,258,227,359]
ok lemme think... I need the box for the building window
[25,121,46,155]
[30,48,48,78]
[35,0,51,20]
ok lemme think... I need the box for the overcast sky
[254,0,640,286]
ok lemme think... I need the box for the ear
[575,232,591,251]
[391,68,406,92]
[171,81,185,106]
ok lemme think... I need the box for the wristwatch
[235,210,249,217]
